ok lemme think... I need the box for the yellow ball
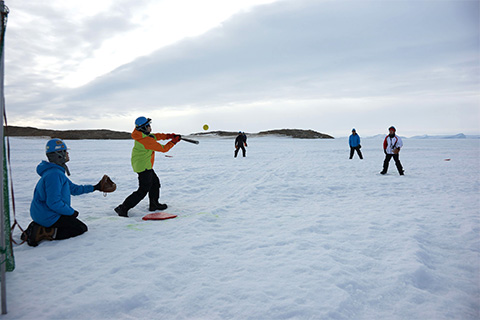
[203,124,209,131]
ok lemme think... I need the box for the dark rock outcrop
[192,131,240,137]
[5,126,131,140]
[194,129,334,139]
[257,129,334,139]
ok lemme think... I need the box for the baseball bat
[181,137,199,144]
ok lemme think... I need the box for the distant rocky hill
[5,126,131,140]
[192,131,239,137]
[193,129,334,139]
[5,126,334,140]
[410,133,467,139]
[258,129,333,139]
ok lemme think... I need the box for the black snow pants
[234,145,246,157]
[51,215,88,240]
[349,146,363,159]
[123,169,161,209]
[382,153,404,174]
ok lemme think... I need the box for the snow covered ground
[3,135,480,319]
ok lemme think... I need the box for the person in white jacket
[380,126,404,175]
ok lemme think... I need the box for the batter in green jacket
[115,117,181,217]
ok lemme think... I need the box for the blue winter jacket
[30,161,94,227]
[349,134,361,147]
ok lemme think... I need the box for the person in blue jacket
[23,138,107,247]
[349,128,363,159]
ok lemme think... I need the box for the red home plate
[142,212,177,220]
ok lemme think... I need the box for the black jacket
[235,135,245,148]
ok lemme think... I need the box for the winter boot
[149,202,168,211]
[22,221,39,246]
[23,222,55,247]
[38,227,55,242]
[115,204,129,217]
[21,225,30,241]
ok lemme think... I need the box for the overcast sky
[5,0,480,137]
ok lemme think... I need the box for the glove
[393,148,400,154]
[165,133,176,139]
[94,175,117,193]
[72,210,79,218]
[171,134,181,144]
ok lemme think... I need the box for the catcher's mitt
[98,175,116,193]
[393,148,400,154]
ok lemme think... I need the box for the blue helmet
[46,138,67,154]
[135,116,151,129]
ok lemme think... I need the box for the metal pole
[0,0,7,315]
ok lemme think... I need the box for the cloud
[68,1,478,102]
[5,0,480,135]
[5,0,146,114]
